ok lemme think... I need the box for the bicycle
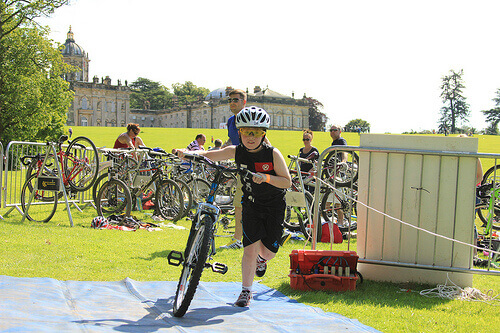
[475,185,500,267]
[20,135,99,222]
[96,148,184,221]
[167,153,258,317]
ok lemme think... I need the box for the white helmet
[236,106,270,129]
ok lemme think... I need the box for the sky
[36,0,500,133]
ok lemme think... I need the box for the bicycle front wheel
[21,174,58,223]
[96,179,132,216]
[173,214,214,317]
[476,203,500,231]
[156,179,183,221]
[284,190,314,238]
[64,136,99,192]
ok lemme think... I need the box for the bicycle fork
[167,207,228,274]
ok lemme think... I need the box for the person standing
[329,124,348,225]
[298,129,319,193]
[220,89,247,249]
[114,123,145,149]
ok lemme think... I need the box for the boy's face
[239,127,265,150]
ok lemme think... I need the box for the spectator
[187,134,206,151]
[209,139,223,151]
[114,123,145,149]
[299,129,319,193]
[329,124,348,225]
[68,127,73,138]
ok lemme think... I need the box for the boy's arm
[254,148,291,188]
[173,145,236,162]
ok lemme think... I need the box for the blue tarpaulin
[0,275,379,332]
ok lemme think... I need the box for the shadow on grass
[275,278,451,310]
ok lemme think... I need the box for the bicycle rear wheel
[96,179,132,216]
[21,174,58,223]
[173,214,214,317]
[322,150,359,187]
[156,178,184,221]
[320,185,358,232]
[64,136,99,192]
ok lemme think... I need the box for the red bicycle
[20,135,99,222]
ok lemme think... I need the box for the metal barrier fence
[1,141,109,220]
[313,143,500,279]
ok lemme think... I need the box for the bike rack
[20,143,74,227]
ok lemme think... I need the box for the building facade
[62,28,309,131]
[130,86,310,131]
[62,27,131,127]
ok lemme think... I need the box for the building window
[82,97,88,109]
[81,116,88,126]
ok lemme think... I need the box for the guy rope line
[316,177,500,257]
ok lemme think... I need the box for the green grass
[1,127,500,332]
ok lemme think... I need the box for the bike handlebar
[176,152,263,180]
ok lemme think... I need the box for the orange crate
[289,249,358,291]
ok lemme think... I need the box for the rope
[419,274,500,305]
[316,177,500,257]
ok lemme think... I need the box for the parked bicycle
[19,135,99,222]
[167,153,258,317]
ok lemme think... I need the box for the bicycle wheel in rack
[187,178,211,205]
[21,174,58,222]
[156,178,184,221]
[322,150,359,187]
[173,214,214,317]
[92,173,110,207]
[25,154,61,202]
[476,203,500,231]
[284,190,314,238]
[214,173,237,205]
[175,178,193,219]
[96,179,132,216]
[64,136,99,192]
[320,185,358,233]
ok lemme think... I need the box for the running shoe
[256,259,267,277]
[234,289,252,307]
[219,238,243,249]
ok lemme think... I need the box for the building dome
[205,87,232,101]
[61,26,86,57]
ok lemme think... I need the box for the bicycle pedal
[209,262,228,274]
[167,250,183,266]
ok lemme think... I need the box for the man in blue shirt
[220,89,247,249]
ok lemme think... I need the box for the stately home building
[62,28,309,130]
[61,27,131,127]
[130,86,309,131]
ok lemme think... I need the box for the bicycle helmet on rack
[91,216,109,229]
[235,106,270,129]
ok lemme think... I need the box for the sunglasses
[239,128,266,137]
[330,128,339,132]
[302,138,310,141]
[228,98,242,103]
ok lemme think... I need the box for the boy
[174,106,291,307]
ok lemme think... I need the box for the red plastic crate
[289,249,358,291]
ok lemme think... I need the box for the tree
[438,69,470,134]
[482,88,500,135]
[304,97,327,131]
[344,119,370,132]
[130,77,173,110]
[171,81,210,106]
[0,1,73,145]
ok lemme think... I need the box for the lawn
[1,126,499,332]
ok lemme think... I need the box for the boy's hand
[253,172,266,184]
